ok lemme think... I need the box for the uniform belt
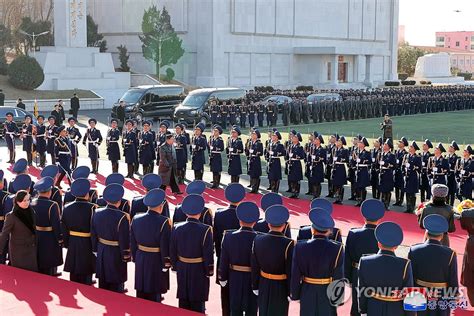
[230,153,240,156]
[99,237,119,246]
[357,164,369,167]
[271,157,280,159]
[335,162,345,165]
[6,132,15,134]
[230,264,252,272]
[138,244,160,253]
[108,140,119,143]
[433,173,445,176]
[58,152,71,155]
[35,225,53,232]
[352,261,359,269]
[260,271,287,280]
[36,134,46,137]
[415,279,448,288]
[370,293,403,302]
[290,158,300,161]
[178,256,204,263]
[70,231,91,237]
[0,216,5,221]
[211,151,222,154]
[381,167,391,170]
[303,276,333,285]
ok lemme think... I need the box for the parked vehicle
[173,87,246,125]
[261,95,293,112]
[306,93,341,105]
[111,85,185,121]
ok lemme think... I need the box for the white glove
[230,147,234,152]
[356,158,360,163]
[372,158,375,162]
[269,151,274,155]
[289,153,293,158]
[396,159,399,164]
[461,170,465,175]
[333,157,337,162]
[192,145,196,149]
[250,149,254,153]
[162,268,168,272]
[219,280,228,287]
[157,142,161,146]
[287,296,291,302]
[253,290,259,296]
[405,163,410,167]
[210,146,214,150]
[311,155,316,159]
[433,167,438,172]
[380,161,385,165]
[422,162,425,166]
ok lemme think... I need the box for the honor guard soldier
[174,123,189,184]
[67,117,82,170]
[209,99,219,125]
[345,199,385,316]
[122,119,138,179]
[265,101,274,126]
[35,115,47,167]
[286,131,306,199]
[3,111,19,163]
[257,102,265,127]
[172,180,212,226]
[46,116,58,164]
[357,222,414,316]
[91,183,131,293]
[304,133,314,195]
[54,126,72,188]
[247,128,263,193]
[460,202,474,305]
[21,115,34,166]
[220,101,229,127]
[404,141,422,213]
[290,207,344,316]
[61,178,97,285]
[446,141,460,206]
[251,205,294,316]
[226,125,244,183]
[0,171,9,264]
[248,101,257,127]
[325,135,337,198]
[420,139,434,202]
[82,118,103,174]
[229,101,238,126]
[379,139,396,210]
[209,125,225,188]
[370,138,382,199]
[331,136,349,204]
[267,130,286,193]
[297,198,342,242]
[156,120,170,164]
[348,136,360,201]
[191,123,207,180]
[8,159,32,194]
[63,166,98,205]
[308,133,326,199]
[355,137,371,206]
[32,177,63,275]
[131,189,171,302]
[239,101,248,128]
[97,174,131,214]
[132,119,141,174]
[429,143,449,186]
[408,214,459,316]
[394,137,408,207]
[417,184,456,247]
[214,183,246,315]
[219,202,260,316]
[40,165,63,211]
[131,174,170,218]
[170,194,214,313]
[106,119,121,173]
[254,193,292,238]
[457,145,473,200]
[138,121,155,175]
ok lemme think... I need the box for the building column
[330,55,338,85]
[364,55,373,87]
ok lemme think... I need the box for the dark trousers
[334,186,344,202]
[38,267,54,275]
[405,194,416,212]
[221,285,230,316]
[111,161,119,173]
[312,183,322,198]
[230,175,240,183]
[381,192,391,209]
[211,172,221,188]
[372,183,379,199]
[468,288,474,307]
[194,170,203,180]
[70,273,92,285]
[231,306,257,316]
[136,291,161,302]
[270,180,280,193]
[249,177,260,193]
[161,169,181,193]
[98,279,121,293]
[179,299,205,314]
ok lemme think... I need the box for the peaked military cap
[142,174,162,190]
[186,180,206,195]
[410,141,419,151]
[71,178,90,197]
[399,137,408,147]
[450,141,459,151]
[361,199,385,221]
[225,183,246,204]
[236,201,260,223]
[12,174,32,192]
[424,139,433,149]
[182,194,205,215]
[34,176,54,193]
[261,192,283,211]
[423,214,448,236]
[13,159,28,174]
[435,143,446,153]
[309,207,335,231]
[103,183,124,203]
[213,124,223,134]
[310,198,333,215]
[72,166,90,180]
[375,222,403,248]
[105,173,125,186]
[265,205,289,226]
[144,188,166,208]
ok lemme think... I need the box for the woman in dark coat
[0,190,38,272]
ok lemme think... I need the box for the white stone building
[88,0,399,88]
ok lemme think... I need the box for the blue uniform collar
[378,249,396,256]
[426,239,442,245]
[186,217,200,223]
[239,226,254,232]
[364,223,377,229]
[312,235,328,240]
[268,230,284,236]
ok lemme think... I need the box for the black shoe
[333,201,342,205]
[266,186,271,190]
[393,202,401,206]
[355,202,362,207]
[305,191,312,195]
[286,189,292,193]
[404,209,413,214]
[247,184,252,188]
[348,197,356,201]
[325,194,333,198]
[289,194,298,199]
[52,271,62,277]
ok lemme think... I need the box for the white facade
[88,0,399,89]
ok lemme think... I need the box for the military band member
[404,141,422,213]
[251,205,294,316]
[55,126,72,188]
[257,102,265,127]
[131,189,171,302]
[379,139,396,210]
[46,116,58,164]
[393,137,408,207]
[122,120,137,179]
[132,119,141,174]
[239,101,247,128]
[61,178,97,285]
[446,141,460,206]
[172,180,213,226]
[220,101,229,128]
[229,101,238,126]
[191,123,207,180]
[226,126,244,183]
[457,145,473,200]
[82,118,103,174]
[354,137,371,206]
[308,134,326,199]
[91,183,131,293]
[8,159,33,194]
[408,214,459,316]
[219,201,260,316]
[248,101,257,128]
[20,115,34,166]
[420,139,434,202]
[209,99,219,126]
[174,123,189,184]
[170,194,214,313]
[345,199,385,316]
[296,198,342,242]
[325,134,337,198]
[3,112,19,163]
[304,133,315,195]
[32,177,63,275]
[331,136,349,204]
[253,192,290,238]
[290,207,344,316]
[370,138,382,199]
[246,129,263,193]
[209,125,225,188]
[131,174,170,219]
[357,222,414,316]
[106,119,121,173]
[286,131,306,199]
[267,130,286,193]
[138,121,155,175]
[428,143,449,186]
[66,117,81,170]
[35,115,47,167]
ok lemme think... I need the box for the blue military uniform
[21,120,34,165]
[172,180,212,225]
[3,114,19,163]
[55,126,72,186]
[106,120,121,173]
[345,199,385,316]
[358,222,414,316]
[446,141,460,205]
[404,142,422,213]
[379,141,397,209]
[370,142,382,199]
[257,102,265,127]
[82,119,103,174]
[39,165,64,212]
[131,189,171,301]
[458,146,473,200]
[420,140,434,202]
[170,194,214,313]
[307,134,326,198]
[408,215,458,316]
[61,178,97,284]
[67,118,82,170]
[209,125,225,188]
[287,132,306,198]
[63,166,98,205]
[428,144,449,186]
[191,123,207,180]
[0,170,9,264]
[227,126,244,183]
[138,121,155,175]
[297,198,342,242]
[290,208,344,316]
[355,138,372,206]
[219,201,260,316]
[174,124,189,184]
[332,137,349,204]
[220,103,229,127]
[267,131,286,193]
[122,121,138,178]
[35,118,47,167]
[254,192,292,238]
[8,159,35,194]
[91,184,131,292]
[247,129,263,193]
[229,102,237,126]
[130,174,170,218]
[46,118,58,164]
[96,174,131,214]
[252,205,294,316]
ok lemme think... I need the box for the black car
[174,88,246,125]
[260,95,293,112]
[111,85,185,121]
[306,93,341,105]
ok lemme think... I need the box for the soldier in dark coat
[172,181,213,226]
[325,135,337,198]
[209,99,219,126]
[96,174,131,215]
[21,115,34,166]
[254,193,292,238]
[35,115,47,167]
[226,126,244,183]
[252,205,294,316]
[404,141,422,213]
[331,136,349,204]
[380,114,393,142]
[287,131,306,199]
[156,120,170,165]
[248,101,257,128]
[209,125,224,188]
[458,145,473,200]
[82,118,103,174]
[122,120,137,179]
[130,174,170,219]
[307,134,326,198]
[282,100,290,126]
[355,137,371,206]
[54,126,72,188]
[257,102,265,127]
[219,201,260,316]
[446,141,460,206]
[158,132,182,194]
[131,189,171,302]
[220,101,229,128]
[460,205,474,306]
[267,131,286,193]
[370,138,382,199]
[3,112,19,163]
[191,123,207,180]
[266,101,274,126]
[379,139,396,210]
[428,143,449,186]
[138,121,155,175]
[420,139,434,202]
[239,101,247,128]
[174,123,189,184]
[170,194,214,313]
[61,178,97,285]
[106,119,121,173]
[62,166,98,205]
[247,128,263,193]
[70,93,80,118]
[66,117,82,170]
[393,137,408,207]
[296,198,342,242]
[46,116,58,165]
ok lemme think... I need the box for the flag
[33,99,39,118]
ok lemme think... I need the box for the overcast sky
[399,0,474,46]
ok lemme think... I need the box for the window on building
[467,59,470,64]
[460,59,464,65]
[448,45,451,48]
[436,44,444,48]
[466,46,468,50]
[327,63,331,81]
[471,36,474,41]
[456,41,460,47]
[436,36,445,42]
[452,59,457,65]
[466,37,469,41]
[471,44,474,50]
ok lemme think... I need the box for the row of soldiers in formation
[3,111,474,213]
[0,162,471,315]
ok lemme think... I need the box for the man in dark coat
[82,118,103,174]
[106,119,121,173]
[158,132,182,194]
[0,89,4,106]
[17,98,25,110]
[286,131,306,199]
[380,114,393,142]
[226,125,244,183]
[246,128,263,193]
[70,93,80,118]
[116,101,126,131]
[191,123,207,180]
[209,124,225,188]
[174,123,189,184]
